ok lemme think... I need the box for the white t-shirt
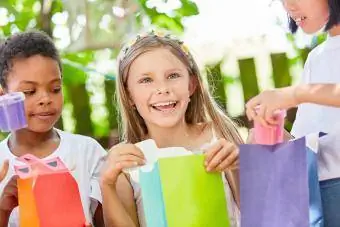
[291,35,340,180]
[0,129,107,226]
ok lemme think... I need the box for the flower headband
[119,30,193,66]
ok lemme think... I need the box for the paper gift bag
[139,154,230,227]
[14,154,86,227]
[239,134,323,227]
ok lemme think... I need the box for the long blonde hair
[116,32,243,145]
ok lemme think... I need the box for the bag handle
[15,155,68,178]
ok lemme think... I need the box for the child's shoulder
[309,44,324,56]
[56,129,106,155]
[58,129,98,143]
[307,40,332,62]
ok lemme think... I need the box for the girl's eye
[139,77,153,84]
[52,87,62,93]
[168,73,181,79]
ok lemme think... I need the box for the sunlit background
[0,0,324,146]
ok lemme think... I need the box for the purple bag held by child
[240,134,323,227]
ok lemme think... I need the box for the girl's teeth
[152,101,177,111]
[295,17,306,22]
[154,101,176,107]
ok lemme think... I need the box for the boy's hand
[0,161,9,182]
[0,160,18,213]
[0,175,18,213]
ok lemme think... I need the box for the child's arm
[0,161,17,227]
[101,174,139,226]
[0,209,10,227]
[0,161,8,182]
[92,204,104,227]
[100,144,145,226]
[246,84,340,126]
[0,162,10,227]
[294,84,340,106]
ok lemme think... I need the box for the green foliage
[61,51,95,85]
[139,0,199,33]
[0,0,199,144]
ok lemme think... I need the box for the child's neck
[329,24,340,36]
[147,121,207,150]
[8,128,60,158]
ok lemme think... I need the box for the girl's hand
[245,86,298,127]
[204,139,239,172]
[100,144,146,187]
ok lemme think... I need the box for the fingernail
[206,167,211,172]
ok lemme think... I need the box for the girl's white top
[291,35,340,181]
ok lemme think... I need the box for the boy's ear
[189,75,198,96]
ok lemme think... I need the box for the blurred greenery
[0,0,326,146]
[0,0,200,146]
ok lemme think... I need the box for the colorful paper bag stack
[14,154,86,227]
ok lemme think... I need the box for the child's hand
[204,139,239,172]
[0,160,18,220]
[0,175,18,213]
[0,161,9,182]
[100,144,146,187]
[245,86,298,126]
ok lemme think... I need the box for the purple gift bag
[240,134,323,227]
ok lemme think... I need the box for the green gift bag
[140,154,230,227]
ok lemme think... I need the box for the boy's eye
[23,90,35,96]
[168,73,181,79]
[139,77,152,84]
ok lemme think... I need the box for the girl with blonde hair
[100,31,243,227]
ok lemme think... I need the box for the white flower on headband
[153,30,166,37]
[180,43,190,55]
